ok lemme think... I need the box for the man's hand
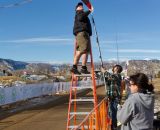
[89,6,94,12]
[101,67,106,73]
[117,104,121,109]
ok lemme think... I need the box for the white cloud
[27,60,72,64]
[103,56,160,62]
[107,49,160,53]
[101,40,132,44]
[0,37,73,44]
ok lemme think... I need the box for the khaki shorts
[76,31,91,53]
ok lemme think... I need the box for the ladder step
[94,70,101,72]
[74,74,92,77]
[69,116,88,121]
[68,125,95,129]
[69,116,96,121]
[72,86,93,89]
[71,98,94,102]
[70,112,91,115]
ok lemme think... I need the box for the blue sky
[0,0,160,63]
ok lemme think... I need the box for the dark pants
[109,99,118,130]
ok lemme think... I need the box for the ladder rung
[70,112,91,115]
[71,98,94,102]
[94,70,101,72]
[74,74,92,77]
[72,86,93,89]
[68,125,95,129]
[69,116,88,121]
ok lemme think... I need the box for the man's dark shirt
[73,10,92,36]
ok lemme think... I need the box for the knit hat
[76,2,83,10]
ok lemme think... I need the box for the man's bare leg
[71,51,82,74]
[81,53,88,66]
[81,52,90,74]
[73,51,81,65]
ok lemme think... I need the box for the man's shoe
[70,67,81,75]
[81,68,90,74]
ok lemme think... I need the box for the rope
[0,0,32,9]
[116,32,119,64]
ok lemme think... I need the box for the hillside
[127,60,160,76]
[0,58,160,77]
[0,58,28,71]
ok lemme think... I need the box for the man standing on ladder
[70,2,93,75]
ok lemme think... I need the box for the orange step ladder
[66,39,99,130]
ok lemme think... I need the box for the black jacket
[73,10,92,36]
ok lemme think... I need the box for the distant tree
[157,71,160,78]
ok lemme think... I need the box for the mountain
[127,60,160,76]
[0,58,28,71]
[95,60,160,76]
[0,58,160,77]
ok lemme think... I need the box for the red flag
[81,0,92,9]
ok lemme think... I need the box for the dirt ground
[0,85,106,130]
[152,78,160,91]
[0,78,159,130]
